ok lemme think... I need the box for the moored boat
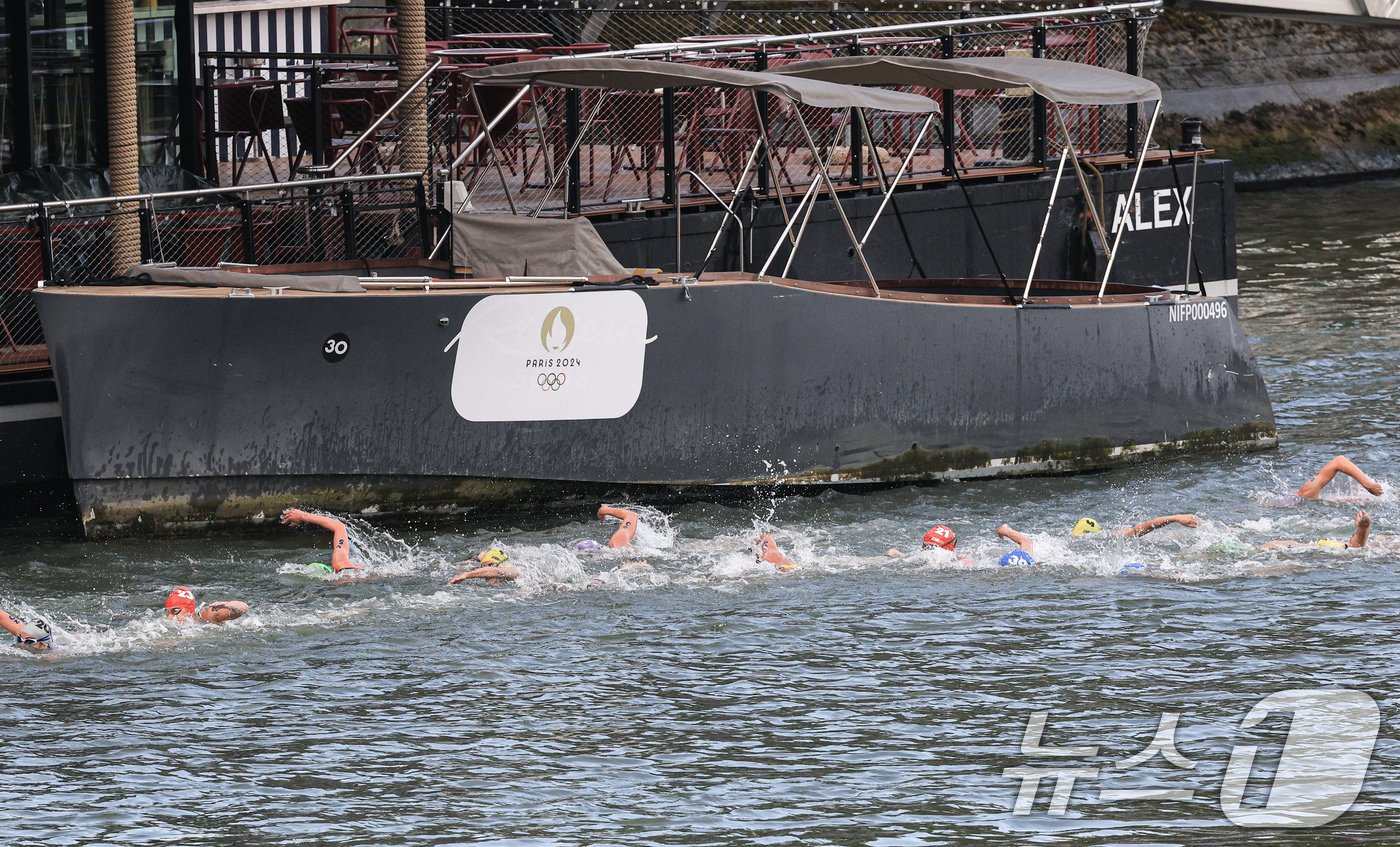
[34,56,1275,536]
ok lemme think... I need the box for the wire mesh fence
[0,173,427,369]
[192,6,1155,214]
[405,4,1155,214]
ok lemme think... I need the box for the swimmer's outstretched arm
[1119,514,1198,538]
[597,505,639,549]
[1349,509,1372,549]
[1296,455,1383,499]
[199,601,250,624]
[447,565,520,584]
[997,524,1035,556]
[281,508,364,572]
[0,610,28,640]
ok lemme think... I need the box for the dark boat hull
[36,275,1273,536]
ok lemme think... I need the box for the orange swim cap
[165,586,197,617]
[923,525,956,551]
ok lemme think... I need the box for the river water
[3,178,1398,845]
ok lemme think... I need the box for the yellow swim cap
[1071,518,1103,537]
[1315,539,1347,550]
[478,548,509,565]
[776,561,797,573]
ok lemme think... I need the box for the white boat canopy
[771,55,1161,105]
[461,56,940,113]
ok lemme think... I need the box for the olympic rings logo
[537,372,567,391]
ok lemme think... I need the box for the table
[432,48,531,62]
[322,80,400,111]
[452,32,554,46]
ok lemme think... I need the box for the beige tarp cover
[463,56,938,113]
[452,213,628,279]
[773,56,1161,105]
[126,264,365,292]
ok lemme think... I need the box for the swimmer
[887,524,973,564]
[447,548,520,586]
[164,586,249,624]
[1,609,53,650]
[756,533,797,573]
[1261,509,1372,551]
[597,504,640,549]
[996,524,1038,564]
[280,508,366,575]
[997,513,1199,558]
[1286,455,1384,503]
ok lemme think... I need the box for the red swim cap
[165,586,197,617]
[922,525,956,550]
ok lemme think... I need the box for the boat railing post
[341,187,358,261]
[201,58,219,183]
[1185,149,1201,295]
[566,90,582,216]
[36,204,55,283]
[310,63,326,168]
[238,194,257,264]
[754,48,769,196]
[1125,14,1140,158]
[413,174,433,257]
[694,135,762,278]
[1032,23,1048,168]
[137,199,155,264]
[662,88,677,205]
[940,32,957,177]
[847,38,864,187]
[1098,100,1161,300]
[309,184,327,262]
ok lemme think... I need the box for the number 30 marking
[322,333,350,362]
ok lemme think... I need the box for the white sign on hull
[444,290,655,422]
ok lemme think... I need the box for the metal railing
[0,172,429,368]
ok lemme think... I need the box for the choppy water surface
[4,178,1400,845]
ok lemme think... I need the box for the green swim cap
[1207,541,1251,555]
[308,561,334,574]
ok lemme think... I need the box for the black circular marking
[322,333,350,363]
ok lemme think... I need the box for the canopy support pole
[858,111,934,248]
[794,108,879,297]
[1054,105,1109,263]
[749,90,799,250]
[1023,144,1071,302]
[757,113,849,279]
[467,83,519,216]
[530,91,609,218]
[782,114,852,278]
[1098,100,1161,300]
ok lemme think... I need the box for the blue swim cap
[1121,562,1146,572]
[573,539,602,552]
[998,551,1034,567]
